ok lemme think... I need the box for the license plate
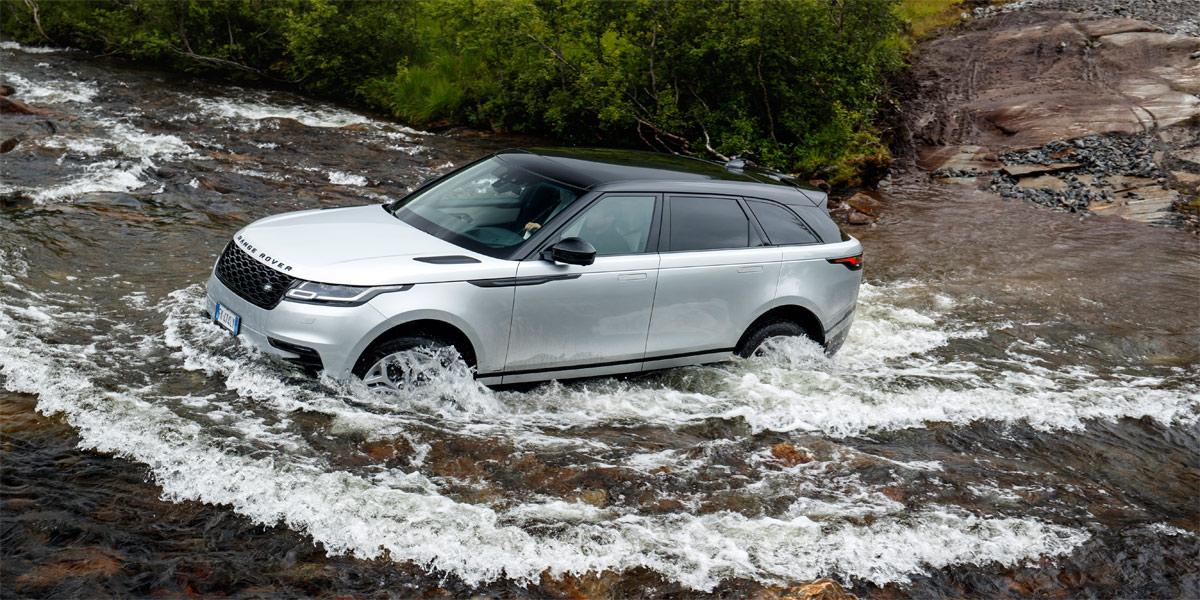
[214,303,240,335]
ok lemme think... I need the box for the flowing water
[2,42,1197,598]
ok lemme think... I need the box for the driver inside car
[577,205,630,254]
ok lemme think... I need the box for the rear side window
[669,196,750,251]
[747,200,819,245]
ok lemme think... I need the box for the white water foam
[0,41,63,54]
[2,357,1087,590]
[329,171,368,186]
[3,278,1193,590]
[4,72,97,103]
[26,159,150,203]
[196,93,372,128]
[41,120,194,160]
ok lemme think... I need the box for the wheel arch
[353,318,479,375]
[737,304,825,350]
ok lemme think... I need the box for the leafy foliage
[2,0,903,185]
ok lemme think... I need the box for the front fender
[355,281,516,375]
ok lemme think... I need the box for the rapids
[2,40,1197,598]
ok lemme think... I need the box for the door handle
[737,266,763,273]
[618,272,647,281]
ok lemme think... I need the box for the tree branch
[167,43,280,78]
[700,123,729,162]
[22,0,57,46]
[525,32,581,76]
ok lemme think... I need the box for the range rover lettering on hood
[236,234,293,272]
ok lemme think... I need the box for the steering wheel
[463,226,525,247]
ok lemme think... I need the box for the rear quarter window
[746,199,819,245]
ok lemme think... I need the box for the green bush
[2,0,903,185]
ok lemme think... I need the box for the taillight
[827,254,863,271]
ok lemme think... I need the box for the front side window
[390,157,580,257]
[668,196,751,252]
[556,195,656,256]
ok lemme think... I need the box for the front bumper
[204,273,387,379]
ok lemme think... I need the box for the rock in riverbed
[0,95,57,116]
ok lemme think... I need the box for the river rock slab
[1002,163,1082,177]
[1015,174,1071,190]
[918,144,1003,177]
[905,12,1200,149]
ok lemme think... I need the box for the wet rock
[1075,18,1159,37]
[1,119,58,154]
[770,442,815,467]
[918,145,1001,174]
[768,579,857,600]
[0,82,14,96]
[568,488,608,507]
[537,570,620,599]
[880,486,905,504]
[1015,174,1070,191]
[430,456,485,480]
[1,191,36,208]
[846,210,873,225]
[0,95,56,116]
[903,11,1200,149]
[208,151,257,162]
[363,438,413,462]
[15,547,125,589]
[844,192,884,216]
[1001,163,1083,178]
[646,497,684,513]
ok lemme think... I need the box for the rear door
[645,195,781,364]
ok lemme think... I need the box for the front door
[504,194,661,382]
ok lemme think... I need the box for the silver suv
[205,148,863,387]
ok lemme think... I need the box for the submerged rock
[1,119,57,154]
[14,547,125,590]
[770,442,815,467]
[781,579,857,600]
[0,95,56,116]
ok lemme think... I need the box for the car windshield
[389,157,581,258]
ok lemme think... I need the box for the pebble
[935,132,1168,214]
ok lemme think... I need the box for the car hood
[233,205,516,286]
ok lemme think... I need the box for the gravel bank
[970,0,1200,37]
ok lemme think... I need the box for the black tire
[352,334,456,387]
[735,319,807,358]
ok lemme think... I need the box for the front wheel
[353,335,462,391]
[735,319,807,358]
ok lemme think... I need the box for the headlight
[284,281,411,305]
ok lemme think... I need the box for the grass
[897,0,969,42]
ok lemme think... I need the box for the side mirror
[542,237,596,266]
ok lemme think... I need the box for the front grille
[214,242,296,309]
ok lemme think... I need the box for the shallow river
[2,42,1197,598]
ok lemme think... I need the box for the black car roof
[496,147,825,206]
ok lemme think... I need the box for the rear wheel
[735,319,807,358]
[353,334,461,390]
